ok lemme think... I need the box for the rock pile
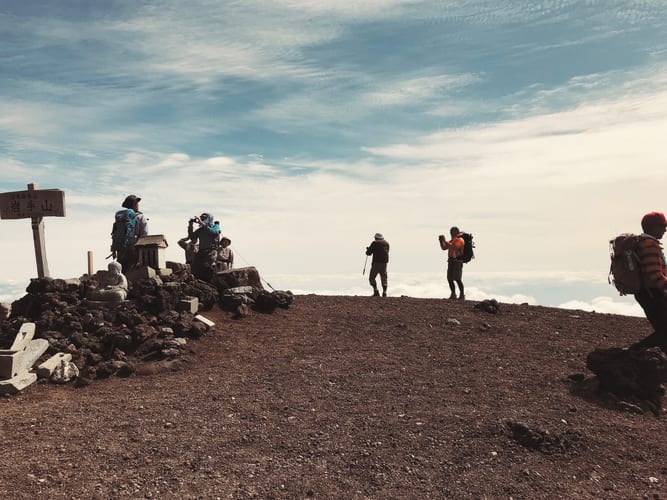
[0,264,293,389]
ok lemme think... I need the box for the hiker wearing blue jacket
[188,212,221,281]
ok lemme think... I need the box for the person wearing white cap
[365,233,390,297]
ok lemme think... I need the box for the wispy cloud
[1,1,666,315]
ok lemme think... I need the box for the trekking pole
[362,255,369,275]
[231,246,276,291]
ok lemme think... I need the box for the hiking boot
[382,291,387,297]
[372,289,380,297]
[458,294,466,301]
[448,293,457,300]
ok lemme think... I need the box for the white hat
[374,233,383,240]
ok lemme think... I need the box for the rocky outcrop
[586,346,667,413]
[0,272,216,384]
[0,263,293,389]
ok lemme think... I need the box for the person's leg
[369,263,380,296]
[446,262,456,299]
[380,263,388,297]
[456,280,465,300]
[632,289,667,350]
[450,261,464,299]
[447,260,465,300]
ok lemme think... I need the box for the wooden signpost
[0,183,66,278]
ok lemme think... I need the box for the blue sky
[1,0,666,316]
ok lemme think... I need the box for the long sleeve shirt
[188,221,221,250]
[366,239,390,263]
[636,234,667,293]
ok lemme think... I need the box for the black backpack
[457,232,475,263]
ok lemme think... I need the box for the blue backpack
[111,208,138,253]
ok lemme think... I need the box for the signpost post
[0,183,66,278]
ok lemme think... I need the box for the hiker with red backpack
[439,226,471,300]
[629,212,667,352]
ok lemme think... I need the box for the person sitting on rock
[87,261,129,301]
[216,236,234,271]
[178,236,198,264]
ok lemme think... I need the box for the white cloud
[558,296,643,317]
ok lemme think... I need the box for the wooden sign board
[0,189,65,220]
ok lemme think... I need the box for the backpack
[111,208,138,253]
[457,232,475,263]
[608,233,642,295]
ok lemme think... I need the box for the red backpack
[608,234,643,295]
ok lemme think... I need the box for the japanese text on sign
[0,189,66,219]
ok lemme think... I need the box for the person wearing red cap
[631,211,667,352]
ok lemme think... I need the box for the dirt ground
[1,294,665,499]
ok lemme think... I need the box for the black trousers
[633,288,667,350]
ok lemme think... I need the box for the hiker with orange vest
[439,226,466,300]
[631,211,667,352]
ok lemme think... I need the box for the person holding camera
[365,233,390,297]
[439,226,465,300]
[188,212,221,281]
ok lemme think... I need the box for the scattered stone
[189,322,207,339]
[51,360,80,384]
[506,420,580,454]
[474,299,501,314]
[36,352,73,379]
[0,322,48,386]
[194,314,215,328]
[617,401,644,415]
[234,304,251,319]
[211,267,263,294]
[178,296,199,314]
[0,371,38,395]
[446,318,461,326]
[254,290,294,313]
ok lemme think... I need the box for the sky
[1,0,666,317]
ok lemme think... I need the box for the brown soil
[1,295,665,499]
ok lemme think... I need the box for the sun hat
[122,194,141,208]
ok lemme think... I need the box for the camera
[438,234,445,240]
